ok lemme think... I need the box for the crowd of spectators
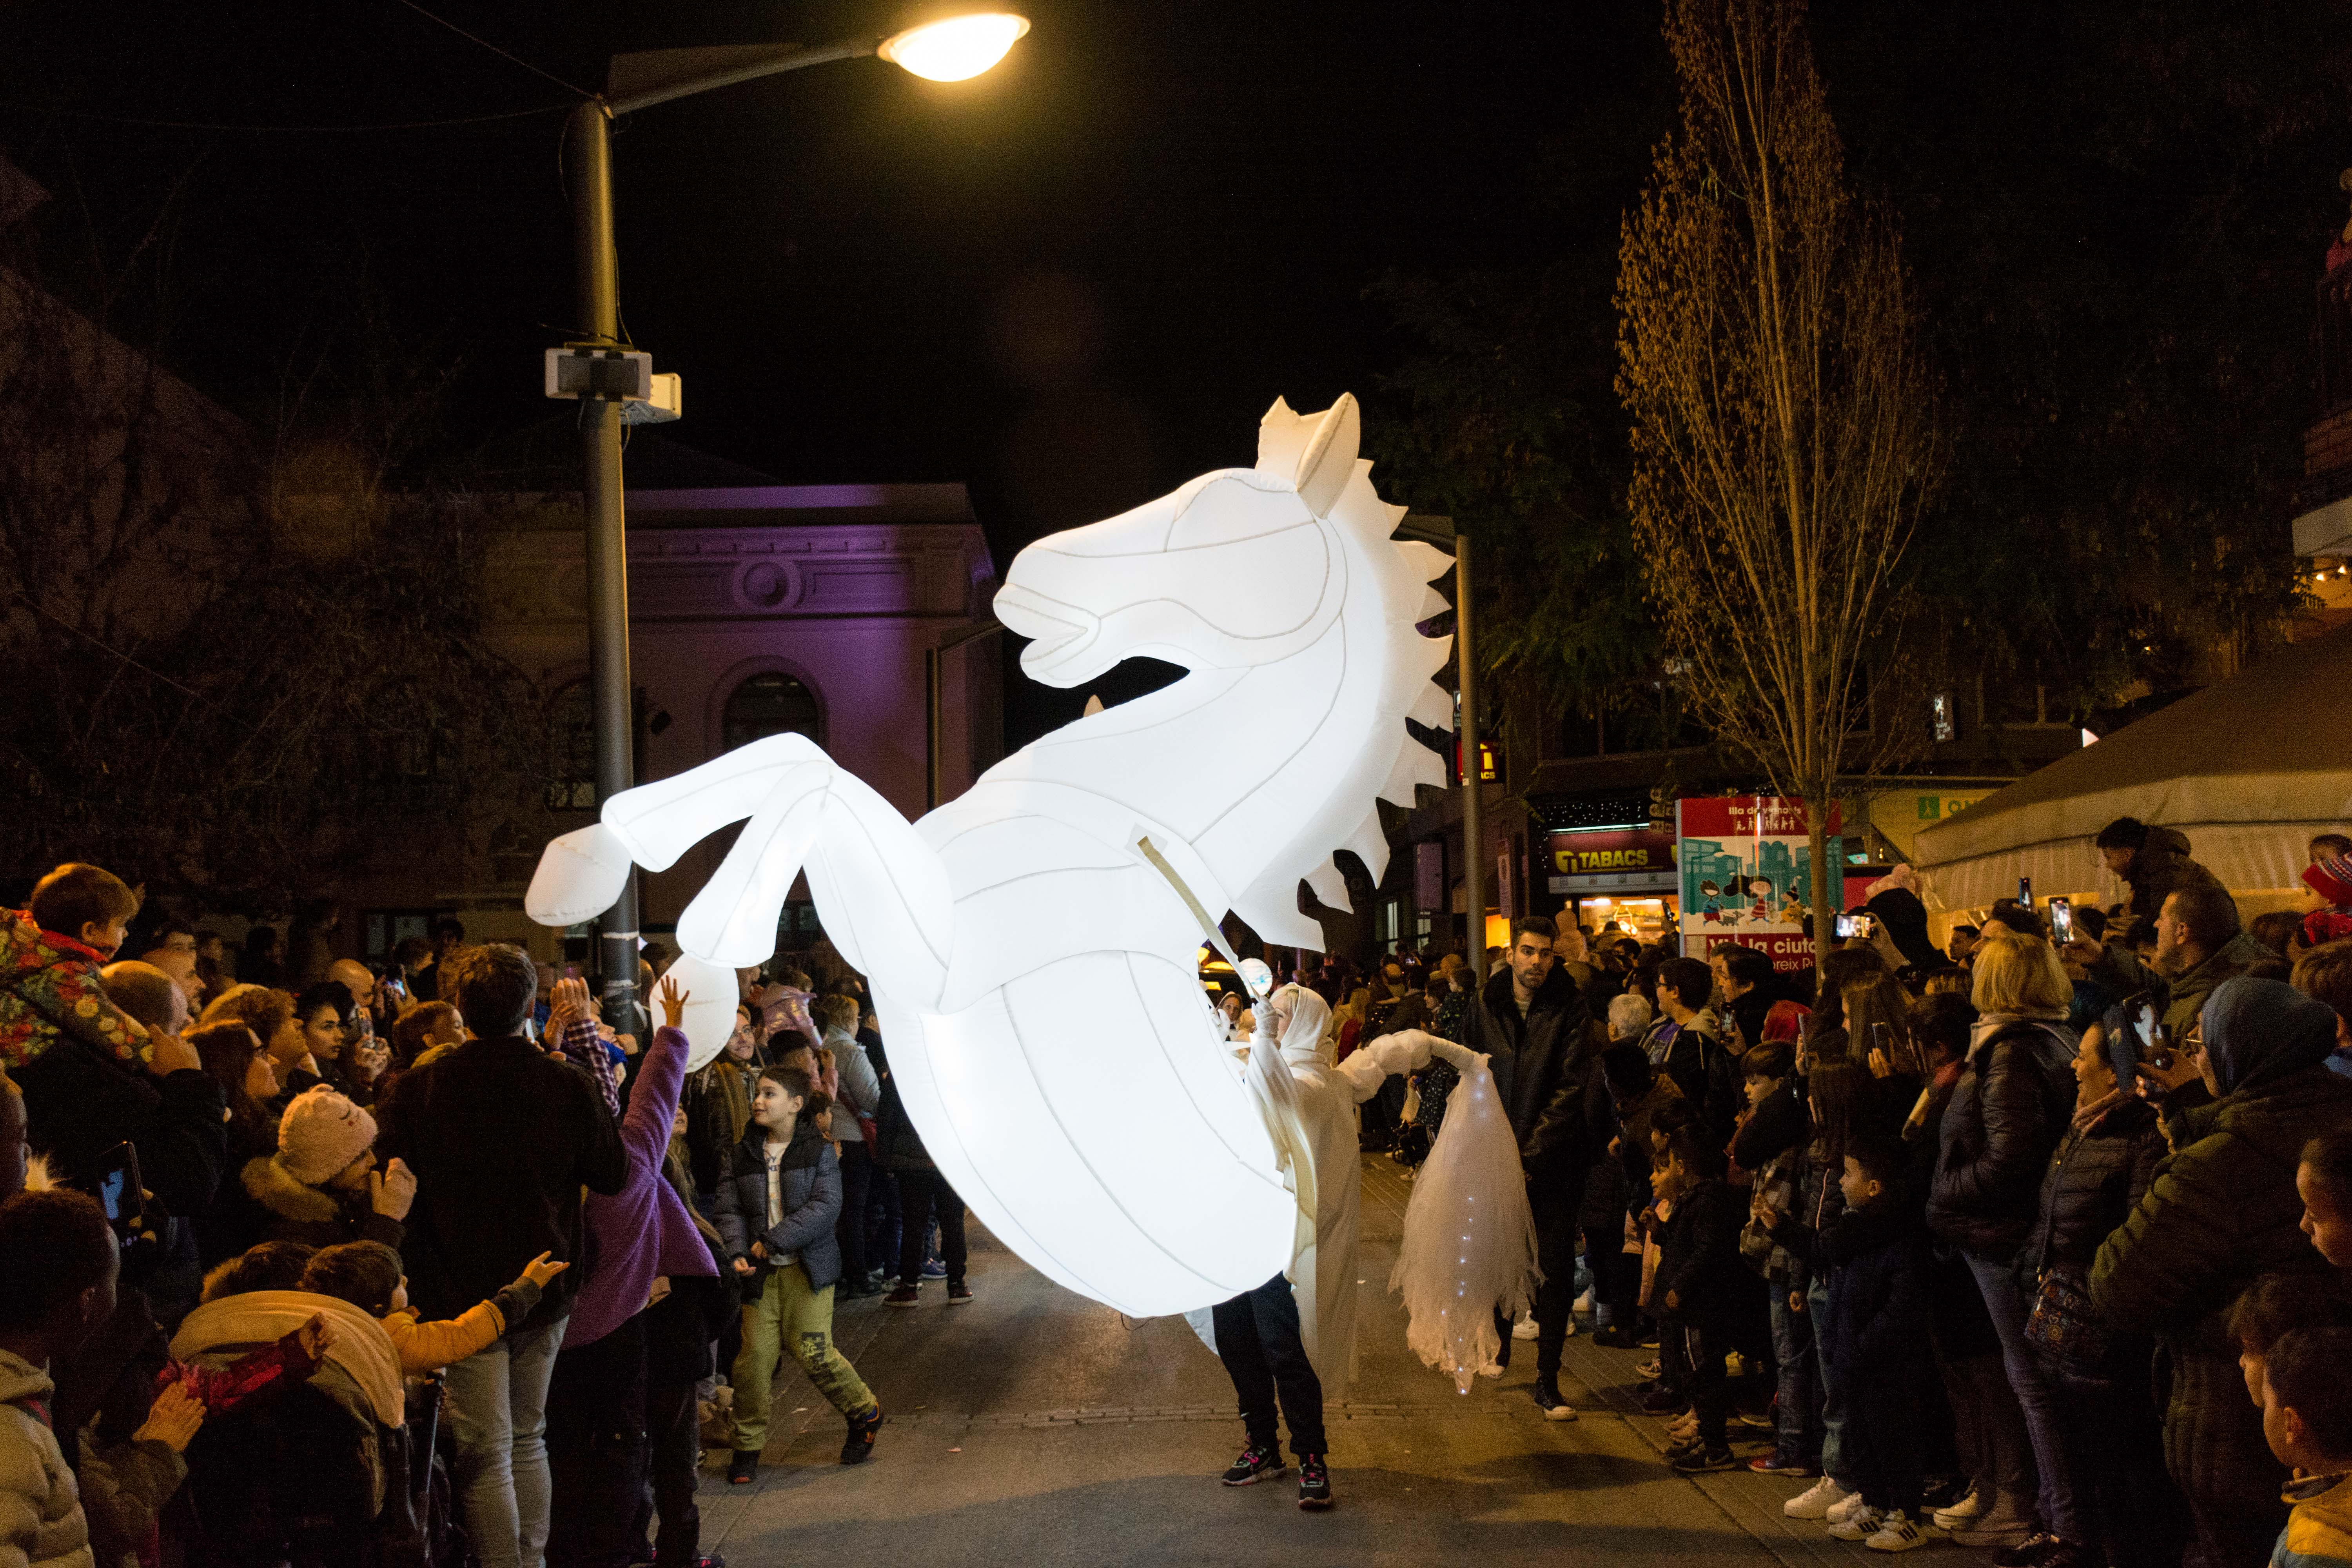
[8,815,2352,1566]
[0,862,958,1568]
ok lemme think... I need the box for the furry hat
[276,1085,377,1186]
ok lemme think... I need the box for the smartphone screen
[2049,898,2074,945]
[1833,914,1855,938]
[2018,876,2033,904]
[91,1141,142,1237]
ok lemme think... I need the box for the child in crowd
[299,1240,567,1374]
[0,1189,217,1568]
[238,1084,417,1251]
[0,862,151,1073]
[713,1062,881,1483]
[1653,1132,1745,1474]
[1818,1134,1934,1552]
[2303,1127,2352,1270]
[1735,1042,1818,1478]
[2258,1326,2352,1568]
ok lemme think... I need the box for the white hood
[1270,984,1334,1070]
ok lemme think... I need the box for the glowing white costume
[1214,984,1535,1397]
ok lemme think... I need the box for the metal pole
[1457,532,1484,984]
[569,97,644,1037]
[924,645,942,810]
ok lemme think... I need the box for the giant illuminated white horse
[525,394,1455,1318]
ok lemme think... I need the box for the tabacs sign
[1546,827,1677,894]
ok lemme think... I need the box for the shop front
[1546,824,1679,944]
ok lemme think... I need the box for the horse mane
[1224,399,1455,947]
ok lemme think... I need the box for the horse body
[526,394,1452,1318]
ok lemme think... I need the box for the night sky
[1,1,1656,515]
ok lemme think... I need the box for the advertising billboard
[1675,796,1843,972]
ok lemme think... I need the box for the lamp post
[561,11,1029,1031]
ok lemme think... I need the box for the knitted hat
[2306,854,2352,911]
[276,1085,377,1186]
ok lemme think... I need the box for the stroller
[180,1367,471,1568]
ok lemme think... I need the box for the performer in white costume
[1210,982,1514,1510]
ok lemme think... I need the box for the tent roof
[1913,621,2352,904]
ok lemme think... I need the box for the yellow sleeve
[385,1299,508,1374]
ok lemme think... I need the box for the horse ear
[1290,394,1359,518]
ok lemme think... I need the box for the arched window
[722,671,822,752]
[548,679,596,811]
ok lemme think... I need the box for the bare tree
[0,176,542,910]
[1616,0,1940,967]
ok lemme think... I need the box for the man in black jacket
[1466,914,1605,1419]
[377,942,626,1568]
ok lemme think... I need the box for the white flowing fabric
[1195,985,1531,1401]
[1388,1050,1538,1393]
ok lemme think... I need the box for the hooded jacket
[238,1155,406,1254]
[2120,826,2222,932]
[1819,1192,1933,1379]
[1465,964,1604,1180]
[0,1348,91,1568]
[1927,1015,2078,1258]
[571,1025,718,1346]
[0,914,147,1075]
[2091,979,2352,1516]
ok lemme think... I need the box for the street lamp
[559,9,1028,1032]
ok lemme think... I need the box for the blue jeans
[1770,1286,1821,1466]
[1965,1250,2074,1540]
[1808,1274,1854,1490]
[445,1316,568,1568]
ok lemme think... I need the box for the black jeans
[1847,1361,1926,1518]
[894,1167,967,1287]
[1684,1321,1728,1448]
[837,1143,875,1281]
[639,1373,701,1568]
[544,1314,646,1568]
[1496,1171,1586,1379]
[1213,1271,1327,1459]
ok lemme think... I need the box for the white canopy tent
[1913,622,2352,911]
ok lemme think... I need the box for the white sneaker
[1826,1489,1872,1526]
[1783,1476,1850,1519]
[1573,1287,1596,1316]
[1866,1510,1931,1552]
[1931,1490,1984,1531]
[1827,1505,1884,1541]
[1512,1316,1540,1341]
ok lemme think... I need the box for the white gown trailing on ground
[524,393,1459,1319]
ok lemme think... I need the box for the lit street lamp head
[879,11,1030,81]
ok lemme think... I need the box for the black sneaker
[1530,1375,1577,1422]
[1297,1452,1333,1510]
[726,1449,758,1486]
[840,1402,883,1466]
[1640,1386,1686,1415]
[1221,1443,1286,1486]
[1992,1535,2062,1568]
[1671,1446,1737,1473]
[947,1281,974,1305]
[1591,1325,1640,1349]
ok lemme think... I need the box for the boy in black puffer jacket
[1820,1134,1934,1551]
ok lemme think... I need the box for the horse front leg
[676,750,954,1012]
[524,733,825,928]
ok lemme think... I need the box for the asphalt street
[694,1155,2002,1567]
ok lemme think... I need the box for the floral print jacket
[0,909,149,1073]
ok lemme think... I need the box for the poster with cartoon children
[1674,796,1844,973]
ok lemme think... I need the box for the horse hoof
[525,823,634,926]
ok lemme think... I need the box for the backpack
[1691,1031,1744,1150]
